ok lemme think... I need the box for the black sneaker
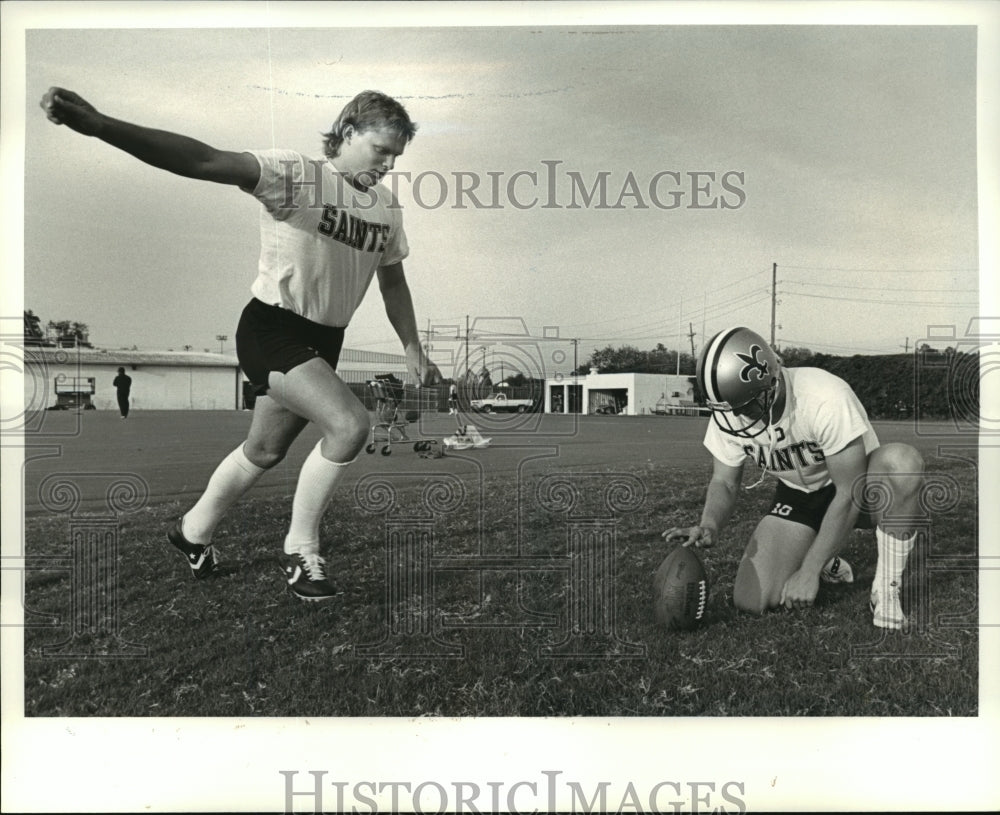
[167,521,217,579]
[278,552,337,601]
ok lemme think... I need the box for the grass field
[18,412,979,717]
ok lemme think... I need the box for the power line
[565,287,769,343]
[783,280,977,294]
[603,293,768,340]
[770,262,777,348]
[783,291,977,307]
[607,293,771,343]
[779,264,978,274]
[558,267,770,333]
[696,293,772,326]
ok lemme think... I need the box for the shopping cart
[365,375,410,455]
[51,376,97,410]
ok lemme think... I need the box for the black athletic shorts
[767,479,876,532]
[236,298,346,395]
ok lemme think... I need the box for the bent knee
[734,558,779,615]
[869,443,924,503]
[873,442,923,476]
[321,405,370,449]
[243,442,288,469]
[734,592,769,616]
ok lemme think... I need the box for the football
[653,544,709,630]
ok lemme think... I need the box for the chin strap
[744,425,774,491]
[744,379,781,491]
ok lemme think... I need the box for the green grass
[22,453,978,717]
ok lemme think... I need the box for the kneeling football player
[662,326,923,629]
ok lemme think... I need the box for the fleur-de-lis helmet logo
[736,344,769,383]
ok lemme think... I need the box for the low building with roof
[543,369,707,416]
[23,346,408,412]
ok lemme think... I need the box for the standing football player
[662,326,923,629]
[40,86,441,601]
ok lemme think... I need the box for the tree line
[24,310,93,348]
[23,311,975,421]
[574,342,698,377]
[576,342,976,421]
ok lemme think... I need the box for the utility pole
[701,292,707,348]
[216,334,228,354]
[465,315,470,382]
[573,338,579,414]
[687,322,697,362]
[901,337,910,353]
[770,262,777,348]
[676,297,682,375]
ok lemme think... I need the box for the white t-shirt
[243,149,408,327]
[703,367,880,492]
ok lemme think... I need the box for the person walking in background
[113,366,132,419]
[42,85,441,601]
[448,382,459,415]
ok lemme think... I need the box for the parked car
[469,392,537,413]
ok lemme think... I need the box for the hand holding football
[661,525,716,548]
[653,544,709,630]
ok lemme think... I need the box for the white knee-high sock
[283,441,353,556]
[873,527,914,592]
[182,444,267,544]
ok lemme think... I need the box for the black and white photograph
[2,1,998,812]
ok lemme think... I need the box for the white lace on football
[695,580,707,619]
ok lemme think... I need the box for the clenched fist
[40,87,102,136]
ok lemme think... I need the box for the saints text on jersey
[317,204,392,252]
[742,426,827,472]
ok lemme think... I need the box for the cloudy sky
[15,8,988,372]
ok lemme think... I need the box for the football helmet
[696,326,781,438]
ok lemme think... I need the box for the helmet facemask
[697,326,783,439]
[706,379,780,439]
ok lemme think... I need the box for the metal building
[23,346,407,412]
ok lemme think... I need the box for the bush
[790,351,976,420]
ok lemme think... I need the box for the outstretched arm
[40,87,259,188]
[377,262,442,386]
